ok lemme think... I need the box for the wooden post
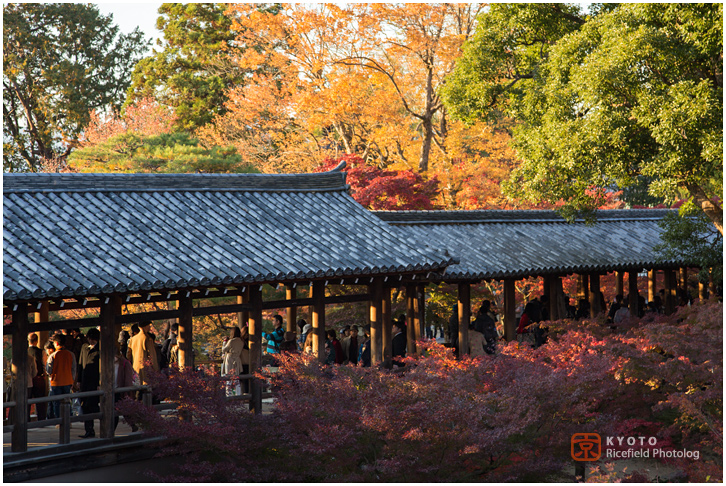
[11,305,29,452]
[664,269,677,315]
[312,281,326,363]
[381,286,392,369]
[589,273,601,315]
[458,283,470,358]
[699,278,707,301]
[286,285,297,334]
[237,286,249,328]
[503,278,516,341]
[248,285,263,413]
[177,292,193,369]
[34,301,50,362]
[369,278,383,366]
[59,401,71,444]
[548,276,561,321]
[628,270,640,317]
[416,284,426,342]
[99,296,119,439]
[679,267,688,301]
[615,271,624,297]
[579,274,590,302]
[405,284,416,357]
[648,269,657,304]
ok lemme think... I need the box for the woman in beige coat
[221,327,246,376]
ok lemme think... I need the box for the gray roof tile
[374,209,693,281]
[4,167,456,302]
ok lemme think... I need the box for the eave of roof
[374,209,692,281]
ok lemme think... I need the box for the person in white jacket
[221,327,245,377]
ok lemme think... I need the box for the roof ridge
[374,208,676,224]
[3,168,349,194]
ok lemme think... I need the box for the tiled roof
[374,209,688,281]
[3,166,458,302]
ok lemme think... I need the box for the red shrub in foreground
[119,301,722,482]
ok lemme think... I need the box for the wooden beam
[312,281,326,364]
[248,286,263,413]
[177,293,193,370]
[381,286,392,369]
[99,296,119,439]
[11,305,29,452]
[369,278,383,367]
[28,316,101,333]
[116,309,179,324]
[503,278,516,341]
[286,285,297,334]
[628,271,640,317]
[458,283,471,359]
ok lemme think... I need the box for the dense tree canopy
[442,3,723,232]
[3,3,148,172]
[126,3,249,132]
[68,132,253,174]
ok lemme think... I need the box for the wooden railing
[4,373,272,451]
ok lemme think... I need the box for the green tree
[126,3,247,132]
[442,3,723,234]
[67,132,256,174]
[3,3,148,172]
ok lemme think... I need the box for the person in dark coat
[392,321,407,367]
[448,305,459,355]
[473,300,498,355]
[77,328,100,438]
[27,333,47,421]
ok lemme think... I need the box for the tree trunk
[686,182,723,235]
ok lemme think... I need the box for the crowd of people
[7,285,698,438]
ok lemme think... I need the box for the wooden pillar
[369,278,383,367]
[698,278,707,301]
[628,270,640,317]
[458,283,470,358]
[589,273,601,315]
[664,269,677,315]
[615,271,624,297]
[312,281,326,363]
[405,284,416,357]
[381,286,392,369]
[11,305,29,452]
[33,302,50,356]
[578,274,590,302]
[679,268,688,301]
[237,286,249,328]
[648,270,657,304]
[248,285,263,413]
[177,292,193,370]
[286,285,297,334]
[503,278,516,341]
[416,285,426,342]
[548,276,561,321]
[99,296,119,439]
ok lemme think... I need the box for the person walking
[46,334,76,420]
[127,321,159,398]
[77,328,100,438]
